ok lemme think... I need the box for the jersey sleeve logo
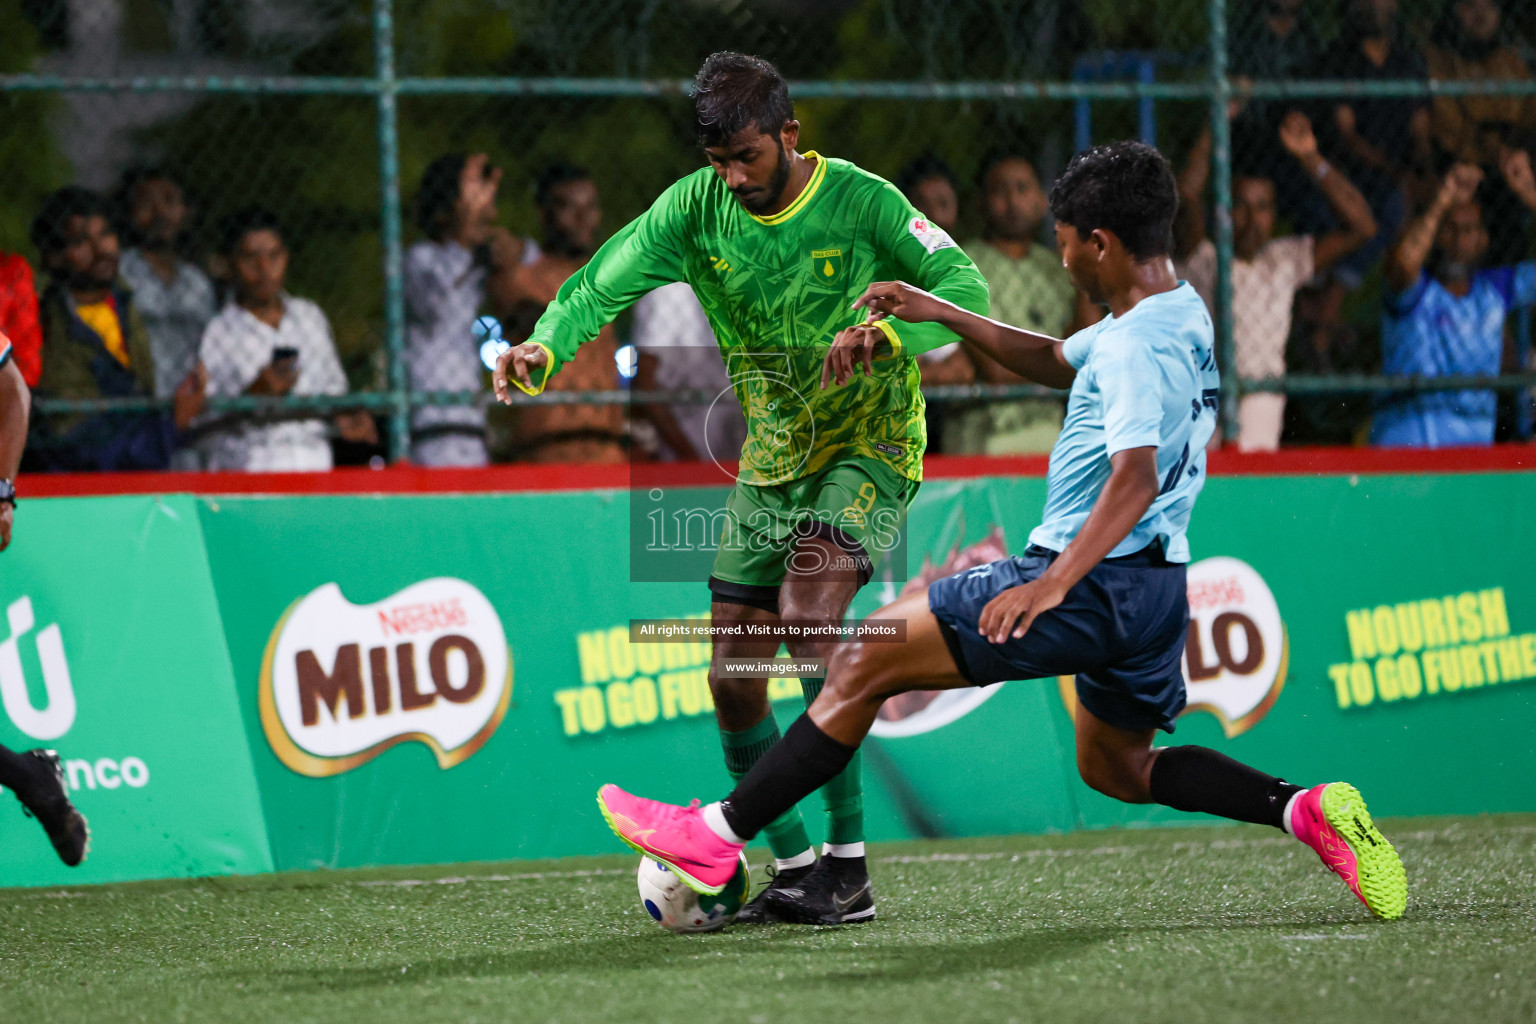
[811,248,843,280]
[908,217,957,255]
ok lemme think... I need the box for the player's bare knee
[828,641,900,703]
[777,592,839,631]
[707,670,767,722]
[1077,747,1142,803]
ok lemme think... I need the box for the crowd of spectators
[3,0,1535,471]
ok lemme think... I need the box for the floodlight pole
[374,0,409,463]
[1208,0,1238,442]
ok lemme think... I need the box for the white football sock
[1281,790,1306,836]
[824,841,866,858]
[702,802,745,845]
[774,849,817,871]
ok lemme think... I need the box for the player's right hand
[851,280,951,325]
[493,342,549,404]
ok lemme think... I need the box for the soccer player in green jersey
[494,52,989,924]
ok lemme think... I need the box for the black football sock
[825,853,867,878]
[0,742,40,799]
[1148,746,1304,831]
[721,714,857,841]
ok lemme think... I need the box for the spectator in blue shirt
[1375,153,1536,447]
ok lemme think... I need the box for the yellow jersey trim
[871,318,902,360]
[511,342,557,397]
[747,152,828,227]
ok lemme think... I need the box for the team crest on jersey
[907,217,957,255]
[811,248,843,281]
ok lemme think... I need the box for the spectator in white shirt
[1175,112,1377,450]
[115,167,217,470]
[193,207,376,472]
[405,153,537,466]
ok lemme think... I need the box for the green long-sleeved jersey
[518,152,990,484]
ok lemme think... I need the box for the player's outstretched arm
[496,179,693,399]
[852,281,1076,389]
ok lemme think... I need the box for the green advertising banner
[196,470,1536,877]
[6,470,1533,889]
[0,496,272,887]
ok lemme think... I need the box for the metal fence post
[373,0,408,462]
[1208,0,1238,441]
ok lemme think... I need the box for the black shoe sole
[18,750,90,867]
[766,904,878,926]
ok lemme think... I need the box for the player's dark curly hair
[693,51,793,148]
[1048,141,1178,260]
[30,186,113,255]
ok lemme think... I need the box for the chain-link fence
[2,0,1535,470]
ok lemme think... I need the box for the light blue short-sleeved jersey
[1028,283,1218,563]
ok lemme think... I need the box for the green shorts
[708,456,919,611]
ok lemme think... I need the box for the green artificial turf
[2,815,1532,1024]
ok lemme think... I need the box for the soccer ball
[636,853,750,933]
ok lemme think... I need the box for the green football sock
[720,714,813,861]
[801,677,864,846]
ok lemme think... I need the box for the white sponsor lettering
[0,596,77,740]
[64,756,151,791]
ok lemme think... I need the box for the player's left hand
[977,579,1066,644]
[821,323,889,389]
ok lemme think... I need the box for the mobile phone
[272,345,299,367]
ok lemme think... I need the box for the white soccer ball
[636,853,751,933]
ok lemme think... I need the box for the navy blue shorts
[927,543,1189,732]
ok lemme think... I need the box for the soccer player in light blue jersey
[600,141,1409,923]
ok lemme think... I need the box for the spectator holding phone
[193,207,375,471]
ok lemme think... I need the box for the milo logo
[259,579,512,777]
[1059,556,1287,736]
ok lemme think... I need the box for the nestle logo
[378,598,469,637]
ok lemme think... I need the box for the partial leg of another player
[0,743,90,866]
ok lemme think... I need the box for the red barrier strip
[19,445,1533,499]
